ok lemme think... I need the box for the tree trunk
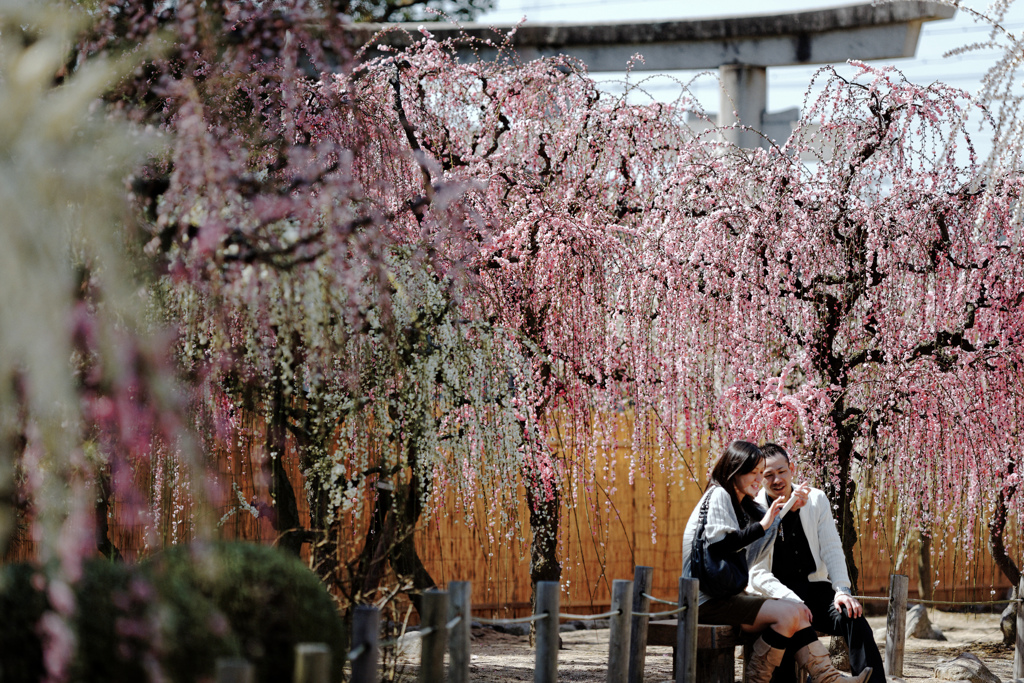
[526,486,561,644]
[357,482,395,598]
[95,468,122,560]
[352,475,436,616]
[988,479,1020,646]
[825,431,860,593]
[989,484,1021,588]
[295,422,341,589]
[268,387,304,556]
[917,529,933,601]
[306,469,341,588]
[0,399,26,560]
[836,479,859,593]
[388,473,436,615]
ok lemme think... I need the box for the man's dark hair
[760,442,790,465]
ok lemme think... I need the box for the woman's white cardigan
[747,487,852,602]
[682,485,782,606]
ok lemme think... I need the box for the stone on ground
[829,635,850,670]
[907,604,946,640]
[1000,601,1016,645]
[932,652,1001,683]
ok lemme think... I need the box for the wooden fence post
[215,658,253,683]
[608,579,633,683]
[293,643,330,683]
[1014,576,1024,679]
[535,581,560,683]
[351,605,380,683]
[675,577,699,683]
[628,566,654,683]
[420,590,449,683]
[449,581,472,683]
[885,574,909,678]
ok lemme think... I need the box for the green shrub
[0,560,166,683]
[0,562,47,683]
[146,542,345,683]
[0,542,344,683]
[72,559,167,683]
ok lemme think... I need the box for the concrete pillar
[718,64,767,149]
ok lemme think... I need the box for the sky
[471,0,1024,119]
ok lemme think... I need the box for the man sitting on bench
[749,444,884,683]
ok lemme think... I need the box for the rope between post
[850,595,1022,607]
[346,644,367,661]
[558,608,622,620]
[377,624,437,647]
[365,590,1024,652]
[909,597,1021,607]
[643,593,680,606]
[475,613,547,625]
[376,628,431,649]
[633,605,688,618]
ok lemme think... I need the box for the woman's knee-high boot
[745,636,786,683]
[795,639,872,683]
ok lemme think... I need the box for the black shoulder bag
[689,491,749,598]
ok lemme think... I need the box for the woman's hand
[761,496,786,530]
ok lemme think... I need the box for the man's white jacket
[748,487,852,601]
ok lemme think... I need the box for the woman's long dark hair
[709,440,765,525]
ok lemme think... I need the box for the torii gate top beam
[348,2,955,73]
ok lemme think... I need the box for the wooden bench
[648,620,829,683]
[648,620,744,681]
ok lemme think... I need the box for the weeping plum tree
[382,38,1024,595]
[6,0,1024,677]
[932,0,1024,624]
[378,42,718,603]
[98,1,708,610]
[84,0,540,607]
[0,0,204,677]
[364,0,1024,603]
[65,0,1024,615]
[638,62,1024,589]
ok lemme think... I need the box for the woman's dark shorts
[698,593,768,626]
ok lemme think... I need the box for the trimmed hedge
[145,542,345,683]
[0,542,344,683]
[72,558,152,683]
[0,562,48,683]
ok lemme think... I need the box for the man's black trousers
[768,580,885,683]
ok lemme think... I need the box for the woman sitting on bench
[682,441,872,683]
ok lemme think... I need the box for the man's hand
[789,483,810,510]
[834,593,863,618]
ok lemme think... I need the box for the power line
[479,0,1022,94]
[924,20,1024,35]
[588,48,1017,80]
[593,67,1017,91]
[611,71,1020,92]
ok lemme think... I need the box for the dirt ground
[395,611,1015,682]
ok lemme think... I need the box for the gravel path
[394,611,1014,682]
